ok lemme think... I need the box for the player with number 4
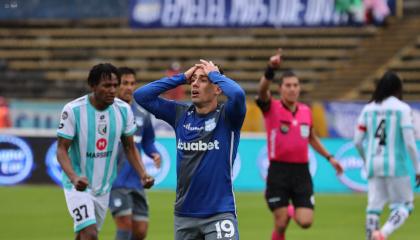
[354,71,420,240]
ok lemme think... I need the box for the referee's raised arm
[256,49,282,112]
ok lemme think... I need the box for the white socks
[381,207,409,237]
[366,214,379,240]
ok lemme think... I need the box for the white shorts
[367,176,414,214]
[64,188,110,232]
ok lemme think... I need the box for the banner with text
[130,0,396,28]
[1,134,419,193]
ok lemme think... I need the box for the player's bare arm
[309,128,343,175]
[121,135,155,189]
[56,137,88,191]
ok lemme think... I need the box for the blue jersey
[134,72,246,218]
[112,101,159,190]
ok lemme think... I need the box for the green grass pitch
[1,185,419,240]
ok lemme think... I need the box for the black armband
[264,66,275,80]
[325,155,334,161]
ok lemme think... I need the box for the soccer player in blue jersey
[134,59,246,240]
[109,67,161,240]
[354,71,420,240]
[56,63,154,240]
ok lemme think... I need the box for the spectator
[162,61,186,100]
[0,97,11,128]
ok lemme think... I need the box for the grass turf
[1,185,419,240]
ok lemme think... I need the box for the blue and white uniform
[134,71,246,239]
[57,95,136,232]
[109,102,159,221]
[354,96,420,215]
[112,102,158,190]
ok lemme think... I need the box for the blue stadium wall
[1,134,420,193]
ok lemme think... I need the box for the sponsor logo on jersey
[177,139,220,151]
[205,118,216,131]
[62,111,68,120]
[335,142,367,192]
[98,124,107,135]
[58,123,64,129]
[0,135,34,185]
[96,138,107,151]
[86,151,112,159]
[183,123,204,131]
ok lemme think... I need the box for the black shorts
[265,161,314,211]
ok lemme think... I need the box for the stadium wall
[1,131,420,193]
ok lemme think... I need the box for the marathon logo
[177,139,220,151]
[86,151,112,159]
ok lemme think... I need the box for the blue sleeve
[134,74,187,127]
[141,114,159,157]
[208,71,246,130]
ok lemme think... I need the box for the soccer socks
[271,230,285,240]
[366,213,379,240]
[287,205,295,219]
[116,229,131,240]
[381,207,409,237]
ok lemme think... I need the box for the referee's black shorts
[265,161,314,211]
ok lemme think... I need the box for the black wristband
[325,155,334,161]
[264,66,275,80]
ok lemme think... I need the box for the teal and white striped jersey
[356,96,414,178]
[57,95,136,196]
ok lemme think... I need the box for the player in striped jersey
[354,71,420,240]
[134,60,246,240]
[56,63,154,240]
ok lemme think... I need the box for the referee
[256,49,343,240]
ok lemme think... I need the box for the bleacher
[358,31,420,101]
[0,19,377,100]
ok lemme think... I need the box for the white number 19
[215,220,235,239]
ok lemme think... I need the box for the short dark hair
[370,71,402,103]
[87,63,120,87]
[215,64,224,75]
[118,67,136,77]
[279,70,298,84]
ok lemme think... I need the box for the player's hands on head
[184,66,198,84]
[268,48,282,69]
[72,176,89,191]
[196,59,219,75]
[151,153,161,168]
[330,158,344,175]
[142,174,155,189]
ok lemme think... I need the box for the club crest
[98,124,107,135]
[205,118,216,132]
